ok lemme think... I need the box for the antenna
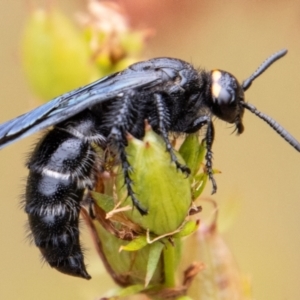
[242,49,288,91]
[241,49,300,151]
[242,102,300,151]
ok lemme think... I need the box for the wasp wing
[0,71,161,149]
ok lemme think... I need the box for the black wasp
[0,49,299,280]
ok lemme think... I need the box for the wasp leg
[119,145,148,215]
[108,92,148,215]
[204,119,217,194]
[153,93,191,175]
[187,114,217,194]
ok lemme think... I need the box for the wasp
[0,49,298,279]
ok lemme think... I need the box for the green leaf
[173,220,199,238]
[117,284,145,297]
[120,236,148,252]
[179,135,206,177]
[192,172,208,199]
[91,191,115,212]
[145,242,164,287]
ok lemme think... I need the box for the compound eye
[215,85,234,105]
[211,70,237,106]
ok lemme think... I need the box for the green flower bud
[87,129,210,297]
[116,128,192,236]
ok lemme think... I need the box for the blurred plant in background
[178,199,253,300]
[20,1,252,299]
[21,0,152,100]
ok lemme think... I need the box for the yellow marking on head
[212,70,222,82]
[211,70,222,100]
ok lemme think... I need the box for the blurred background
[0,0,300,299]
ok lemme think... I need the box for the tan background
[0,1,300,299]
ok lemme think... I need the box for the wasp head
[210,70,245,134]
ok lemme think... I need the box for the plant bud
[116,128,192,236]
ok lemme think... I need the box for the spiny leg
[118,144,148,215]
[204,119,217,194]
[108,92,148,215]
[189,114,217,194]
[153,93,190,175]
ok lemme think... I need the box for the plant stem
[163,242,176,288]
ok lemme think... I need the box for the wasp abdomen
[25,123,97,279]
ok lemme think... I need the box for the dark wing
[0,70,161,149]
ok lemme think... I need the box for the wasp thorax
[210,70,244,126]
